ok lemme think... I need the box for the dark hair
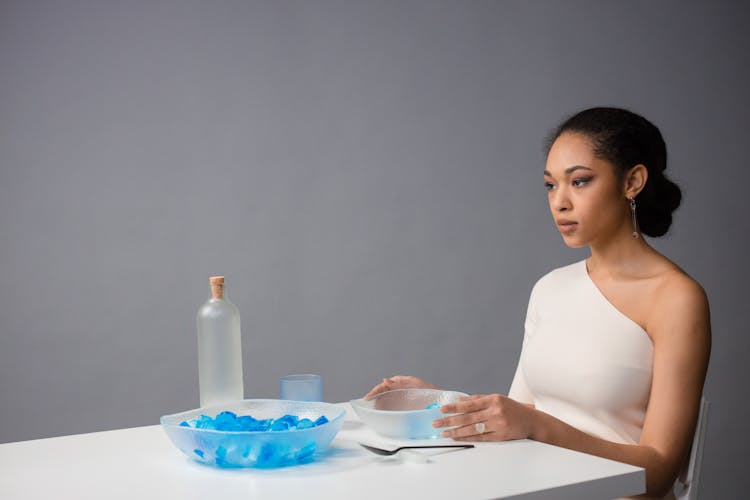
[546,107,682,237]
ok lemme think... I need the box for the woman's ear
[624,164,648,199]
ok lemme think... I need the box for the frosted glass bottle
[197,276,244,407]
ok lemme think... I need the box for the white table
[0,403,644,499]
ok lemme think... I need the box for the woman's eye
[572,177,592,187]
[544,182,555,191]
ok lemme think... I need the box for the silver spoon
[360,443,474,456]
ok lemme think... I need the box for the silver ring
[475,422,486,434]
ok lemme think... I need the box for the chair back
[674,397,709,500]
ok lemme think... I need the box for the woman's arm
[436,276,710,498]
[362,375,438,399]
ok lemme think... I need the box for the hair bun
[637,173,682,237]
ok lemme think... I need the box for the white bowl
[160,399,345,468]
[350,388,468,439]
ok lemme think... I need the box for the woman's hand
[363,375,438,400]
[433,394,536,441]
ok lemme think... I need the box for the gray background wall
[1,0,747,497]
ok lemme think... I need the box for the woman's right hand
[363,375,438,399]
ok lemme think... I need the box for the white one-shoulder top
[509,260,654,445]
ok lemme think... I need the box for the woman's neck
[586,227,655,279]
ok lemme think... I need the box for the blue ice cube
[255,419,273,431]
[297,418,314,429]
[214,445,229,467]
[276,414,299,428]
[215,411,239,430]
[295,442,316,462]
[270,419,291,431]
[195,414,216,429]
[314,415,328,426]
[237,415,258,431]
[257,442,276,465]
[425,403,441,410]
[274,443,292,463]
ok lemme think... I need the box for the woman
[364,107,711,499]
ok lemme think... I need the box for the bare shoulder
[656,265,708,311]
[648,262,711,342]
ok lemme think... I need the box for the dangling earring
[629,197,639,239]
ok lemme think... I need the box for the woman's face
[544,132,629,248]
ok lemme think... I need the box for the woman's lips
[557,220,578,234]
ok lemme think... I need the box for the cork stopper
[209,276,225,299]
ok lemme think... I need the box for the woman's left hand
[433,394,536,441]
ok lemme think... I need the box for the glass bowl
[350,388,468,439]
[160,399,345,468]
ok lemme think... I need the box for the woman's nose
[551,189,572,212]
